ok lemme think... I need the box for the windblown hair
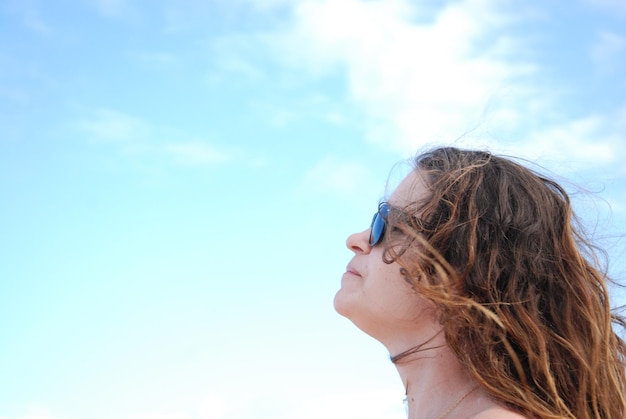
[384,147,626,419]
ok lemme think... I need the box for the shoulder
[470,407,528,419]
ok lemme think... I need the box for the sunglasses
[369,202,390,246]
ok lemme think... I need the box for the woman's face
[334,171,441,351]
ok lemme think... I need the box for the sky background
[1,0,625,418]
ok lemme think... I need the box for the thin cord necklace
[435,385,479,419]
[404,384,479,419]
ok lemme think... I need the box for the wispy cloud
[75,108,150,143]
[135,52,179,66]
[299,155,380,197]
[73,108,239,169]
[206,34,271,87]
[78,389,403,419]
[216,0,625,170]
[0,406,58,419]
[0,85,30,106]
[3,0,53,35]
[0,416,57,419]
[447,105,626,172]
[93,0,139,20]
[591,31,626,75]
[129,413,189,419]
[163,142,230,166]
[124,394,227,419]
[285,389,404,419]
[248,92,351,129]
[263,0,539,151]
[521,109,626,167]
[581,0,626,16]
[23,14,52,36]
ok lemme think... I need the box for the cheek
[371,263,407,293]
[369,267,418,313]
[376,265,433,317]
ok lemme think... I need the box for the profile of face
[334,171,442,353]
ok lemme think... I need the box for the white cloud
[75,108,150,142]
[260,0,540,153]
[242,0,625,170]
[230,0,560,162]
[521,113,624,165]
[448,105,626,163]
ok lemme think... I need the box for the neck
[392,342,477,419]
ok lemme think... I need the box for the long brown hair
[384,147,626,418]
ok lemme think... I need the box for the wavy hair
[384,147,626,418]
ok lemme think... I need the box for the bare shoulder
[470,406,528,419]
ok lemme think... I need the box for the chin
[333,289,353,318]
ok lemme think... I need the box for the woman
[334,147,626,418]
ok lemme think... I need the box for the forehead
[388,170,430,207]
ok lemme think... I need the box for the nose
[346,229,372,254]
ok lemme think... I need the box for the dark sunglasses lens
[369,215,384,245]
[369,203,389,246]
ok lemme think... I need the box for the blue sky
[1,0,625,418]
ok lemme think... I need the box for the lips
[345,264,362,277]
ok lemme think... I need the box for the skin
[334,171,526,419]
